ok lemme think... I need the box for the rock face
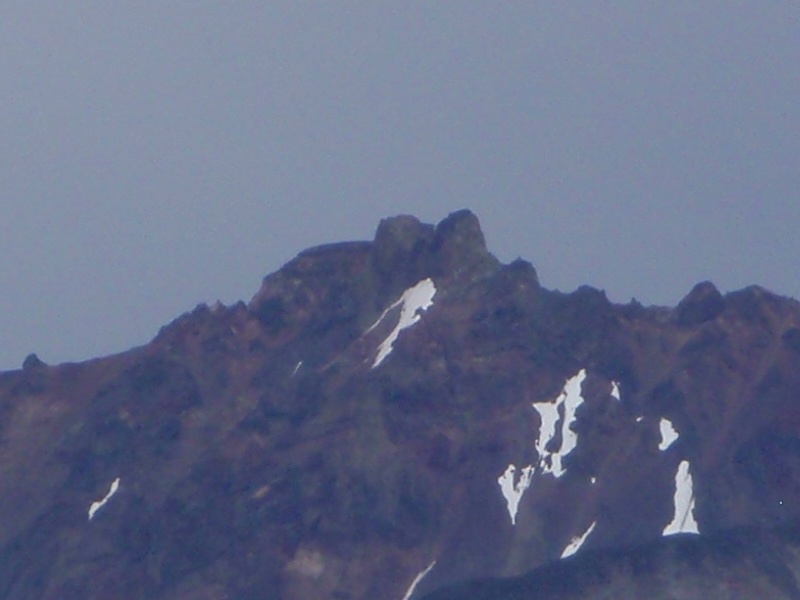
[1,211,800,600]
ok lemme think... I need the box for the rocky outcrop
[1,211,800,600]
[675,281,725,326]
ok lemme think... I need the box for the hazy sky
[2,3,799,370]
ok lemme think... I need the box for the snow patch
[610,381,621,401]
[636,415,644,423]
[558,373,585,463]
[292,361,302,376]
[88,477,120,521]
[561,521,597,558]
[659,418,679,451]
[663,460,699,535]
[533,369,587,477]
[368,278,436,368]
[497,464,534,525]
[401,560,437,600]
[496,370,592,527]
[533,397,559,467]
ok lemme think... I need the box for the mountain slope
[422,523,800,600]
[1,210,800,599]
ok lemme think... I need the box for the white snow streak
[497,464,534,525]
[558,372,585,465]
[560,521,597,558]
[533,369,587,478]
[659,418,679,451]
[292,361,302,376]
[663,460,699,535]
[88,477,120,521]
[496,370,594,527]
[368,278,436,368]
[610,381,621,401]
[401,560,437,600]
[533,397,559,467]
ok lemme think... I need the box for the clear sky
[2,3,799,371]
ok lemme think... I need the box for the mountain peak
[371,209,497,286]
[431,209,496,278]
[675,281,725,325]
[433,209,486,253]
[372,213,435,285]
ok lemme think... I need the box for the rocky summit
[2,210,800,600]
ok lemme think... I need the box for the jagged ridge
[1,210,800,599]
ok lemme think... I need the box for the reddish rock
[1,211,800,600]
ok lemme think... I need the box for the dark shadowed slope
[422,523,800,600]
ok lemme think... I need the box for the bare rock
[676,281,725,325]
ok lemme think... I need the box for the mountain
[2,210,800,600]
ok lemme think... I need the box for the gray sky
[2,3,799,371]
